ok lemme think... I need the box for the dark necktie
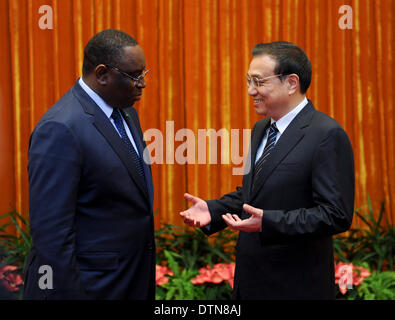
[252,122,279,191]
[111,109,146,179]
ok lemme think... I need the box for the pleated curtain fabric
[0,0,393,230]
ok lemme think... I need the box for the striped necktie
[252,122,279,191]
[111,108,146,180]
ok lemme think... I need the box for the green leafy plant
[155,224,237,270]
[0,210,32,273]
[156,250,205,300]
[198,282,233,300]
[155,225,236,300]
[0,205,393,301]
[156,250,233,300]
[356,271,395,300]
[333,197,394,271]
[0,210,31,299]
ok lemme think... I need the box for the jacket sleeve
[28,120,88,299]
[259,126,355,241]
[203,187,245,235]
[202,122,257,236]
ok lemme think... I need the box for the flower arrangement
[334,261,395,300]
[0,196,393,300]
[154,248,234,300]
[154,214,394,300]
[0,265,23,293]
[334,261,371,295]
[191,263,235,289]
[154,224,237,299]
[156,265,174,286]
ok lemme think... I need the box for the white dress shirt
[78,77,140,155]
[255,97,308,163]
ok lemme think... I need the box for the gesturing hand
[222,204,263,232]
[180,193,212,228]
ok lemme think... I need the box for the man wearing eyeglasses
[24,29,155,300]
[181,41,355,299]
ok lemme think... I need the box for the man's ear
[286,74,300,95]
[94,64,109,85]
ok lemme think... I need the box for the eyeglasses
[105,64,149,86]
[246,74,285,88]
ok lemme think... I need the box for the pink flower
[156,265,174,286]
[334,262,370,294]
[0,265,24,292]
[352,265,371,286]
[191,263,235,288]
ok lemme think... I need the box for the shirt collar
[78,77,114,119]
[272,97,308,134]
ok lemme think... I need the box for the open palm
[180,193,211,227]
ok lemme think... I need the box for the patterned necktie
[111,109,146,179]
[252,122,279,190]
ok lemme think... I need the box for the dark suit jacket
[23,81,155,300]
[204,100,355,299]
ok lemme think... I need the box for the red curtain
[0,0,393,231]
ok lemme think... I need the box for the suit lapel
[71,82,151,204]
[249,102,315,202]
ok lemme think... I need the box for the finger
[225,213,237,222]
[184,193,200,205]
[223,215,245,231]
[180,210,193,220]
[222,214,237,227]
[232,214,242,222]
[180,210,189,218]
[221,215,231,227]
[243,204,263,217]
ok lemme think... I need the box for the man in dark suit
[180,41,355,299]
[23,29,155,300]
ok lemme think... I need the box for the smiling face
[247,54,291,120]
[99,45,147,109]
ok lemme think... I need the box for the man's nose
[247,85,257,96]
[136,78,146,88]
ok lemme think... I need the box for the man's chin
[254,105,267,116]
[127,97,138,107]
[118,101,135,109]
[129,95,142,106]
